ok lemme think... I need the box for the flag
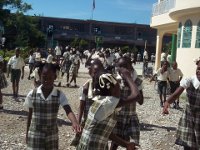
[93,0,95,10]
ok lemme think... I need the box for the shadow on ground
[140,122,177,132]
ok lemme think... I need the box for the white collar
[37,85,58,100]
[192,75,200,89]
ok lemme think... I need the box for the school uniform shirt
[156,68,169,81]
[46,54,53,63]
[24,85,69,108]
[175,76,200,148]
[28,55,35,64]
[169,68,183,82]
[55,46,61,56]
[8,56,25,70]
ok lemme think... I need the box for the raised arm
[117,68,139,107]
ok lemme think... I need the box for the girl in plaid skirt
[24,63,81,150]
[0,56,8,110]
[163,60,200,150]
[77,59,140,150]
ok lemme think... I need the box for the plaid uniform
[77,99,117,150]
[175,83,200,149]
[112,77,142,145]
[27,88,60,150]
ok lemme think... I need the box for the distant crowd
[0,45,199,150]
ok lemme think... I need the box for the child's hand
[163,101,170,115]
[126,142,137,150]
[118,67,131,79]
[72,122,82,133]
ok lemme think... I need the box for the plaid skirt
[77,100,117,150]
[0,72,8,89]
[27,125,58,150]
[175,105,200,149]
[112,114,140,145]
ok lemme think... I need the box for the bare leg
[16,81,19,98]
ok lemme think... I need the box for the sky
[23,0,157,25]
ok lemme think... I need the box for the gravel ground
[0,65,185,150]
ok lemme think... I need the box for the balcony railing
[152,0,176,16]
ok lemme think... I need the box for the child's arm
[26,108,32,143]
[63,105,81,133]
[117,68,140,107]
[163,87,184,114]
[109,133,137,150]
[78,101,85,124]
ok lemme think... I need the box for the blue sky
[23,0,157,25]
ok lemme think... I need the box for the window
[177,23,182,48]
[195,21,200,48]
[182,20,192,48]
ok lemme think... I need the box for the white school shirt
[28,55,35,64]
[46,54,53,63]
[156,68,169,81]
[8,56,25,70]
[24,85,69,108]
[180,75,200,90]
[169,68,183,82]
[55,46,61,56]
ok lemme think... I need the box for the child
[163,59,200,150]
[61,49,72,86]
[168,62,183,108]
[30,62,45,88]
[111,56,144,150]
[150,60,170,107]
[70,79,93,146]
[0,56,8,110]
[24,63,81,149]
[77,59,140,150]
[7,48,25,99]
[28,50,35,80]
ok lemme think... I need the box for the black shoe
[0,106,3,110]
[66,83,70,87]
[57,82,61,87]
[173,103,177,109]
[160,102,163,107]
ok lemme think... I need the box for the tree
[0,0,45,48]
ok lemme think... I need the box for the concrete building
[151,0,200,77]
[39,17,157,54]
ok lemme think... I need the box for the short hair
[42,63,57,73]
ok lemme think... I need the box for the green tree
[0,0,45,48]
[79,39,88,50]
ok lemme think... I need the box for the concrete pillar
[155,32,163,71]
[171,34,177,63]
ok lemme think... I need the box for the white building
[151,0,200,77]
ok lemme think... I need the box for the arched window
[182,20,192,48]
[195,21,200,48]
[177,22,182,48]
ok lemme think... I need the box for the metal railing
[152,0,176,16]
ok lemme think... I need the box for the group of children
[0,47,200,149]
[23,54,144,149]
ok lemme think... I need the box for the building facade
[151,0,200,77]
[39,17,157,54]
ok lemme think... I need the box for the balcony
[152,0,176,17]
